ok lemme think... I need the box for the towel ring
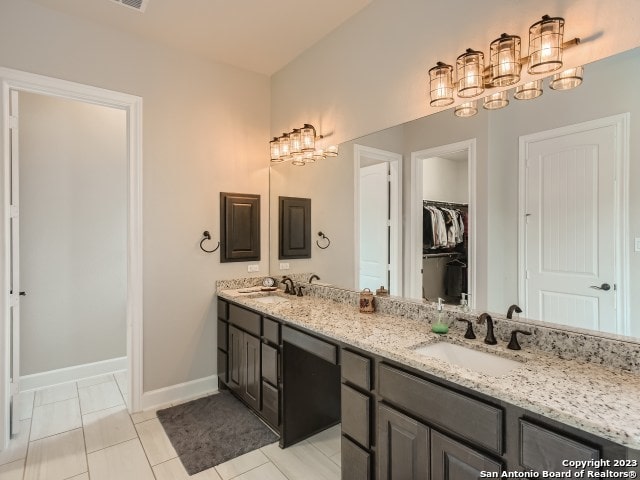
[316,231,331,249]
[200,231,220,253]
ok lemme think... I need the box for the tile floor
[0,373,341,480]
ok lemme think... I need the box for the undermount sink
[251,294,290,305]
[413,342,523,377]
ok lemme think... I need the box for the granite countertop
[217,288,640,450]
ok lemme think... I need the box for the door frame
[518,113,630,334]
[0,67,143,449]
[409,139,477,304]
[353,144,403,295]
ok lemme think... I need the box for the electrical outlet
[247,264,259,273]
[279,262,290,270]
[635,237,640,252]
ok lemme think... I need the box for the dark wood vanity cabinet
[227,324,261,411]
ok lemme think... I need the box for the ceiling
[28,0,372,76]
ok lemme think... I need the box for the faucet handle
[297,286,305,297]
[456,318,476,339]
[507,329,532,350]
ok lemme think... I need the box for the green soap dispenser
[432,298,449,334]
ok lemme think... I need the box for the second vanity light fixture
[270,124,339,166]
[429,15,584,118]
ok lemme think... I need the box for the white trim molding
[0,67,143,448]
[409,139,477,305]
[20,357,127,392]
[141,375,218,411]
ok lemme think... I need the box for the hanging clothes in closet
[422,202,466,252]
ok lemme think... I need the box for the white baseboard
[140,375,218,411]
[20,356,127,391]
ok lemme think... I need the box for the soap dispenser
[460,293,471,313]
[432,298,449,334]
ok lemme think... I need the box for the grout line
[80,410,90,480]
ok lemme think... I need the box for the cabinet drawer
[378,363,503,454]
[262,381,279,427]
[520,420,599,473]
[217,299,228,320]
[282,326,337,364]
[341,384,370,449]
[217,319,228,352]
[262,343,279,386]
[342,436,371,480]
[342,350,371,390]
[217,350,228,384]
[229,304,261,336]
[263,317,280,345]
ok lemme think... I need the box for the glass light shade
[325,145,339,157]
[301,124,316,152]
[270,137,283,162]
[289,129,302,154]
[528,15,564,74]
[278,133,291,159]
[483,91,509,110]
[429,62,454,106]
[312,148,325,160]
[454,101,478,118]
[514,80,543,100]
[490,33,521,86]
[549,66,584,90]
[291,153,306,166]
[302,152,315,164]
[456,49,485,98]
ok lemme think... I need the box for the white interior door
[524,123,618,333]
[8,89,21,435]
[359,162,389,291]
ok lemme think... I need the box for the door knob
[590,283,611,291]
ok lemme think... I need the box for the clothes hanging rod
[423,252,461,259]
[423,199,468,208]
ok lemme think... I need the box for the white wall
[422,157,469,205]
[0,0,270,392]
[19,92,127,375]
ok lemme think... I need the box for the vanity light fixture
[527,15,564,74]
[483,91,509,110]
[457,49,485,98]
[454,101,478,118]
[490,33,521,86]
[429,62,454,106]
[549,66,584,90]
[514,80,543,100]
[270,124,338,165]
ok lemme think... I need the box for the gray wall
[0,0,270,392]
[19,92,127,375]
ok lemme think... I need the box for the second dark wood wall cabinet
[279,196,311,259]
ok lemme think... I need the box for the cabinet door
[228,325,243,392]
[242,333,261,411]
[431,431,502,480]
[378,404,430,480]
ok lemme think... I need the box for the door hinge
[9,293,19,307]
[10,205,19,218]
[9,115,18,130]
[10,381,19,395]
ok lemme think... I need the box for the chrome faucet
[506,304,522,319]
[281,276,296,295]
[477,313,497,345]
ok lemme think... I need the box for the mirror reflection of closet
[421,149,469,305]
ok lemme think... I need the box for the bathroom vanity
[216,288,640,479]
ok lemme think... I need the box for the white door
[8,90,21,435]
[523,123,618,333]
[359,162,389,291]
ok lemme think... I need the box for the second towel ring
[316,231,331,249]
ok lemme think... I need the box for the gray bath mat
[156,390,279,475]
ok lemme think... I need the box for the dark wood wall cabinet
[217,297,640,479]
[220,192,260,262]
[278,196,311,259]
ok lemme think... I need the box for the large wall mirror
[269,47,640,340]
